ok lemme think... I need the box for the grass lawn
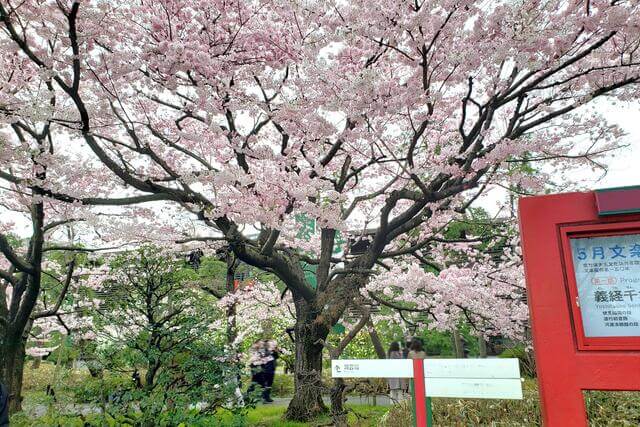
[215,404,388,426]
[13,362,640,426]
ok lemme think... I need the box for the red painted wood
[519,191,640,427]
[412,359,427,427]
[595,187,640,215]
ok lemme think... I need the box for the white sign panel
[423,358,520,379]
[331,359,413,378]
[425,378,523,399]
[570,235,640,337]
[331,358,523,400]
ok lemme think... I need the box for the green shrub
[348,377,388,396]
[70,372,134,404]
[22,361,89,393]
[499,345,536,377]
[271,373,294,397]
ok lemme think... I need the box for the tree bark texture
[0,334,26,413]
[284,300,329,421]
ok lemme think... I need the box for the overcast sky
[590,102,640,189]
[478,100,640,216]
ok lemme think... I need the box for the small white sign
[425,377,523,400]
[424,358,520,379]
[331,359,413,378]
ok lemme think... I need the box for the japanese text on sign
[570,234,640,337]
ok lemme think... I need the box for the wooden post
[479,336,487,358]
[452,330,464,358]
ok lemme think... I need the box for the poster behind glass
[570,234,640,337]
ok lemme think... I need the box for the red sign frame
[520,191,640,427]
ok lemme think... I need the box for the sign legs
[540,383,588,426]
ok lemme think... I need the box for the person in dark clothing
[260,339,279,403]
[0,382,9,427]
[246,340,266,400]
[401,339,411,359]
[400,339,411,395]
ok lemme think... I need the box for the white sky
[589,103,640,189]
[477,100,640,216]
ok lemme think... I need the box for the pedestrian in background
[401,339,411,359]
[386,342,405,402]
[261,339,279,403]
[247,339,266,400]
[408,339,427,359]
[401,338,412,395]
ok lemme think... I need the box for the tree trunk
[478,336,487,358]
[452,330,464,358]
[367,320,387,359]
[330,378,348,426]
[225,252,237,347]
[284,301,328,421]
[0,335,26,414]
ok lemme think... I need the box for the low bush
[380,379,640,426]
[70,372,134,404]
[271,373,294,397]
[22,361,89,394]
[498,345,536,377]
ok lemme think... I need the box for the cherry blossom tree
[365,231,528,342]
[0,114,149,411]
[1,0,639,420]
[0,121,95,411]
[0,206,82,411]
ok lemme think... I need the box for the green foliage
[21,360,87,403]
[12,404,388,427]
[332,330,379,360]
[270,373,294,397]
[196,256,227,284]
[499,345,536,378]
[89,246,246,423]
[14,368,640,426]
[70,371,133,404]
[418,328,456,357]
[215,404,388,426]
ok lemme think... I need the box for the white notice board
[425,377,523,399]
[423,358,520,379]
[570,234,640,337]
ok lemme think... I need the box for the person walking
[401,339,411,359]
[261,339,279,403]
[400,338,412,396]
[408,339,427,359]
[247,340,266,400]
[387,342,404,402]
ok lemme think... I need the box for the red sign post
[520,190,640,426]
